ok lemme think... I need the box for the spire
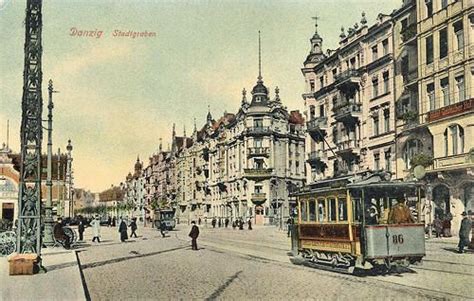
[206,105,212,124]
[6,119,9,150]
[193,118,197,133]
[241,88,247,104]
[171,123,176,153]
[159,138,162,152]
[258,30,262,82]
[307,15,324,60]
[312,15,319,36]
[183,125,186,137]
[275,86,280,103]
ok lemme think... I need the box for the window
[444,129,449,156]
[309,105,315,118]
[456,75,465,102]
[373,116,380,136]
[254,138,262,148]
[319,104,325,117]
[448,125,464,155]
[374,153,380,170]
[319,76,324,88]
[372,45,378,61]
[318,199,326,222]
[382,39,389,55]
[453,21,464,51]
[309,200,316,222]
[328,198,337,222]
[426,35,434,64]
[427,83,435,110]
[296,161,300,174]
[372,77,379,98]
[338,198,348,221]
[309,79,315,92]
[332,68,337,79]
[441,77,449,106]
[300,200,307,222]
[350,57,356,69]
[254,119,263,128]
[441,0,448,9]
[401,18,408,32]
[426,0,433,18]
[385,150,391,171]
[404,139,422,169]
[254,158,264,169]
[439,28,448,59]
[451,125,459,155]
[383,109,390,132]
[383,71,390,94]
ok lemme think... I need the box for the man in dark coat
[119,218,128,242]
[53,218,71,249]
[211,217,216,228]
[130,218,138,238]
[248,219,252,230]
[458,212,472,253]
[188,221,199,250]
[78,218,85,241]
[388,199,415,224]
[160,221,167,238]
[287,217,294,237]
[225,218,229,228]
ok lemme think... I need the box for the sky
[0,0,402,192]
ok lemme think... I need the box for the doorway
[432,185,450,218]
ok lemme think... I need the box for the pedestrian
[248,218,252,230]
[433,215,443,238]
[443,212,453,237]
[198,217,201,225]
[119,218,128,242]
[78,218,85,241]
[225,218,229,228]
[160,221,167,238]
[458,211,472,253]
[188,221,200,251]
[54,218,71,249]
[239,218,244,230]
[90,215,101,243]
[130,217,138,238]
[107,216,112,227]
[212,217,216,228]
[232,221,236,230]
[287,217,294,238]
[218,218,222,228]
[112,216,116,227]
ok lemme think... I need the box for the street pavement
[75,223,473,301]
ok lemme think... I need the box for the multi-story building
[123,157,146,223]
[413,0,473,235]
[0,142,71,222]
[303,13,397,183]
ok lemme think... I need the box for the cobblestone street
[75,224,473,300]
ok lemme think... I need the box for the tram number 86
[392,234,404,244]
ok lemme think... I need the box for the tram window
[300,200,308,222]
[328,198,337,221]
[309,200,316,222]
[352,198,361,222]
[318,199,326,222]
[338,198,348,221]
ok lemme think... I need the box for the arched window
[403,139,422,169]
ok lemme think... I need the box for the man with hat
[458,211,472,253]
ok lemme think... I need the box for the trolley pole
[43,80,56,246]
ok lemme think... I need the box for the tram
[154,208,176,230]
[292,172,426,273]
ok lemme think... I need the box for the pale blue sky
[0,0,401,191]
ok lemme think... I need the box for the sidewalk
[0,247,86,301]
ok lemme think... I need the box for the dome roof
[251,80,268,96]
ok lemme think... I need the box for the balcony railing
[247,147,270,157]
[333,102,362,121]
[246,126,272,135]
[306,116,328,131]
[427,98,473,122]
[401,24,416,43]
[307,150,326,162]
[336,140,360,154]
[251,193,266,200]
[243,168,273,178]
[334,69,361,83]
[429,153,474,170]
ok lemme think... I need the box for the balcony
[427,98,473,123]
[401,24,416,44]
[306,150,327,170]
[243,168,273,180]
[251,193,267,205]
[335,140,360,159]
[334,69,361,90]
[247,147,270,158]
[306,116,328,141]
[246,126,272,136]
[333,102,362,124]
[429,152,474,171]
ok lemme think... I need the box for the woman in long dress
[119,218,128,242]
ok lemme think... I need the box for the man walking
[90,216,101,243]
[78,218,85,241]
[189,221,200,251]
[160,221,167,238]
[458,211,472,253]
[287,217,294,238]
[130,217,138,238]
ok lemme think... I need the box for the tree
[411,153,433,168]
